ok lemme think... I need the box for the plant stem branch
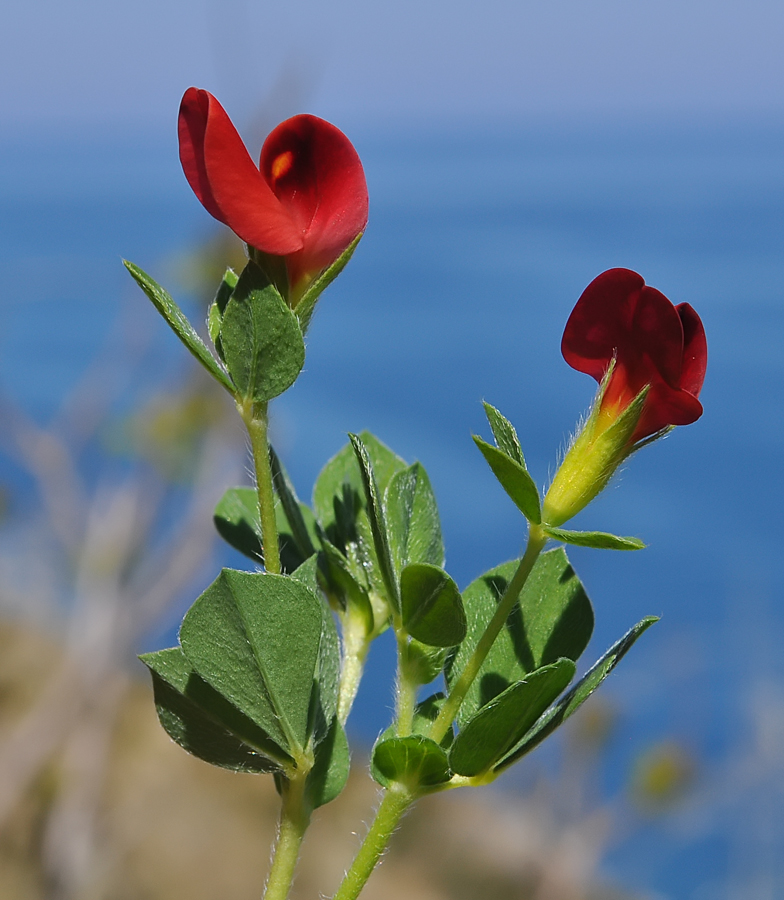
[262,773,311,900]
[428,524,547,744]
[241,400,281,575]
[331,784,414,900]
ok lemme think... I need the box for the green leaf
[289,556,342,741]
[349,434,400,611]
[276,501,319,575]
[496,616,659,771]
[320,539,374,627]
[214,267,239,314]
[214,487,262,561]
[375,693,455,748]
[141,647,290,773]
[384,462,444,577]
[313,432,406,543]
[213,485,315,572]
[207,267,239,360]
[449,659,575,776]
[124,260,235,394]
[446,549,594,726]
[542,526,645,551]
[483,402,525,467]
[269,446,317,560]
[179,570,328,756]
[311,433,405,618]
[371,735,451,789]
[295,233,363,333]
[306,716,350,809]
[412,693,455,747]
[404,639,451,686]
[473,437,541,524]
[401,563,466,647]
[219,262,305,402]
[290,553,321,598]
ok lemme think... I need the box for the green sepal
[495,616,659,772]
[400,563,466,647]
[448,659,575,777]
[141,647,290,773]
[179,570,331,757]
[541,381,649,527]
[542,526,645,551]
[123,260,235,394]
[207,267,239,361]
[473,437,541,524]
[219,261,305,403]
[305,716,350,809]
[213,487,262,561]
[483,402,526,467]
[349,434,400,612]
[446,548,594,727]
[371,735,451,790]
[295,233,364,333]
[384,462,445,578]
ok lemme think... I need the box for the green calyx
[542,378,649,528]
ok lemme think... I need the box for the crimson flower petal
[260,114,369,290]
[677,303,708,397]
[562,269,707,442]
[178,88,303,255]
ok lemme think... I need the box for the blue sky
[3,0,784,133]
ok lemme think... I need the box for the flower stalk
[239,399,281,574]
[428,524,548,745]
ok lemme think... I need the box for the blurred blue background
[2,2,784,898]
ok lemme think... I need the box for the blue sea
[2,116,784,898]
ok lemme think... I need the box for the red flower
[562,268,707,443]
[178,88,368,304]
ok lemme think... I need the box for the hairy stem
[262,772,311,900]
[330,784,414,900]
[241,400,281,575]
[394,630,418,737]
[428,525,547,744]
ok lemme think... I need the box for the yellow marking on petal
[271,150,294,182]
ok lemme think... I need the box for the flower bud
[542,269,707,527]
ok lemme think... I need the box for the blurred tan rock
[0,619,635,900]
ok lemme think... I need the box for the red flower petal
[561,268,645,381]
[178,88,303,255]
[260,115,369,289]
[563,269,707,442]
[677,303,708,397]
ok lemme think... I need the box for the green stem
[331,784,414,900]
[394,629,417,737]
[241,400,281,575]
[337,611,370,726]
[263,773,311,900]
[428,525,547,744]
